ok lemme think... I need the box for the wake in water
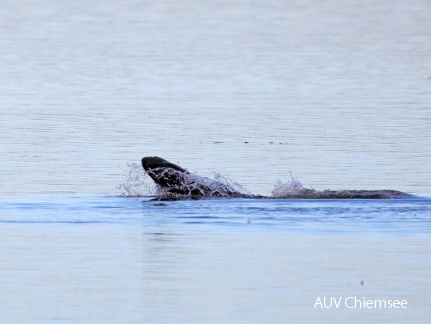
[119,158,408,200]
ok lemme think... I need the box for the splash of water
[270,173,406,199]
[212,172,252,196]
[271,173,307,198]
[117,163,156,197]
[119,164,407,199]
[117,164,250,198]
[153,170,251,198]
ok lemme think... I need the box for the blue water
[3,196,431,234]
[1,195,431,323]
[1,0,431,322]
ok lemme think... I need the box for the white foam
[117,163,156,197]
[271,173,305,198]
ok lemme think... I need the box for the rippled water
[1,195,431,323]
[1,0,431,322]
[3,195,431,233]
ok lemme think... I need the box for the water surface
[1,196,431,323]
[1,0,430,323]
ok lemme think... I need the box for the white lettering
[374,300,387,308]
[314,297,323,308]
[323,297,333,309]
[332,297,342,308]
[345,297,354,308]
[314,297,343,309]
[318,296,408,309]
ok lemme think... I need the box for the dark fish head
[141,156,187,173]
[141,156,188,191]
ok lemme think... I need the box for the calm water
[1,196,431,323]
[1,0,431,323]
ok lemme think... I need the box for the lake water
[1,0,430,323]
